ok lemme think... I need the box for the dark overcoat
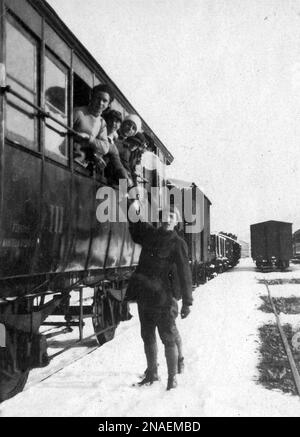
[127,220,193,308]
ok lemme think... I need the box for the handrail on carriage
[0,85,77,137]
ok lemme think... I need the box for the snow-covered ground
[1,258,300,417]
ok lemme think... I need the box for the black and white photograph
[0,0,300,418]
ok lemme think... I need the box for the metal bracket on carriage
[82,275,105,288]
[106,270,124,281]
[107,287,127,302]
[0,295,62,333]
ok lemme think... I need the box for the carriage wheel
[92,289,117,346]
[279,260,289,271]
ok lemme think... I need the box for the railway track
[24,329,100,391]
[263,280,300,397]
[24,314,137,393]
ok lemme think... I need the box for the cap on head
[125,136,142,148]
[124,114,142,133]
[102,109,123,124]
[134,132,147,145]
[126,132,147,148]
[91,84,115,103]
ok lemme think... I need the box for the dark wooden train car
[230,238,241,267]
[222,234,241,268]
[167,178,211,285]
[209,233,227,273]
[209,233,241,273]
[0,0,173,401]
[292,229,300,263]
[250,220,292,270]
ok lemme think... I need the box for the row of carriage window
[5,14,162,187]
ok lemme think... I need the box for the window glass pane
[5,18,37,149]
[45,55,68,162]
[7,76,35,112]
[45,125,67,159]
[6,105,35,147]
[45,56,67,114]
[6,20,36,91]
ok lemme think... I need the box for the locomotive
[0,0,241,402]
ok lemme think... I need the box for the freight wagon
[250,220,293,270]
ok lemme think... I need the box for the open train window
[72,74,94,175]
[5,15,38,150]
[44,50,69,164]
[73,74,91,108]
[110,99,126,119]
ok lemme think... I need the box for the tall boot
[138,343,159,386]
[175,334,184,374]
[165,345,178,390]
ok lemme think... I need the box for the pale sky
[48,0,300,241]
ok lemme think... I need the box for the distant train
[250,220,293,270]
[209,233,241,274]
[167,179,241,284]
[0,0,241,402]
[167,179,211,286]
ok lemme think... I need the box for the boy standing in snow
[126,202,193,390]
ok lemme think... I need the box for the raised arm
[127,199,157,246]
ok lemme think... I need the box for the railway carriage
[210,234,227,273]
[0,0,242,403]
[167,178,212,285]
[0,0,173,402]
[209,233,241,273]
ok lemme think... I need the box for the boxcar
[250,220,293,270]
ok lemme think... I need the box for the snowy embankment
[1,259,300,417]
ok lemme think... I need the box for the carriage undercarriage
[0,271,132,402]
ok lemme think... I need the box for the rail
[264,281,300,397]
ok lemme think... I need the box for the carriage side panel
[0,145,41,277]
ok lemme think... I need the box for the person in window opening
[125,132,148,185]
[126,201,193,390]
[102,109,133,187]
[73,84,113,169]
[115,114,141,175]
